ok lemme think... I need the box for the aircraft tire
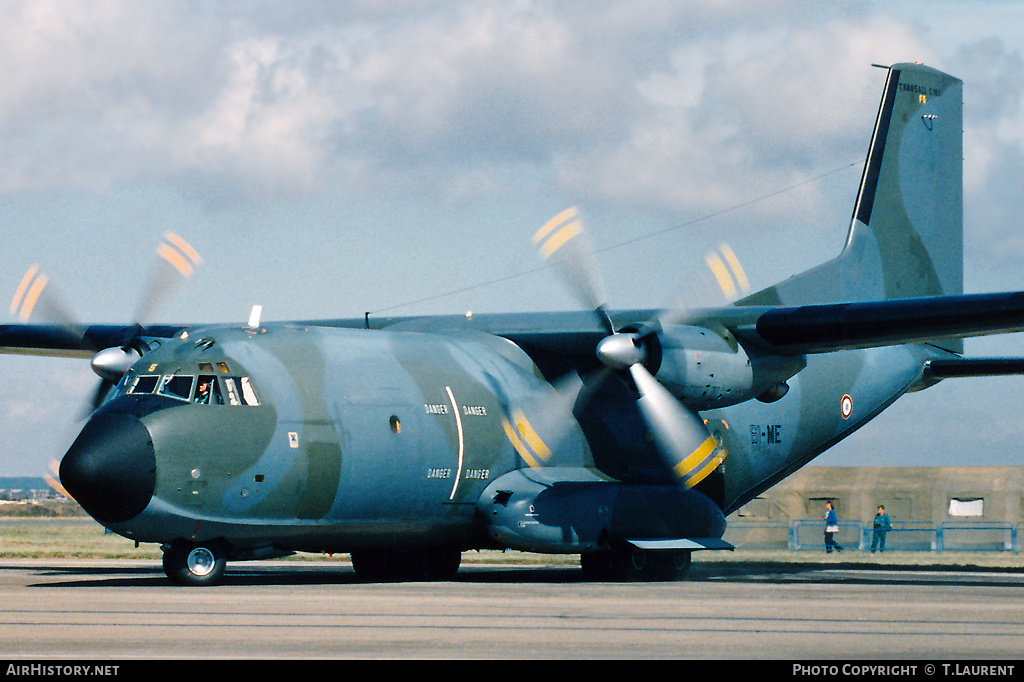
[162,541,228,587]
[580,551,613,580]
[419,547,461,580]
[581,544,651,582]
[349,549,390,581]
[650,549,692,581]
[582,546,692,582]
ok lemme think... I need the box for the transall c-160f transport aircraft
[3,62,1024,585]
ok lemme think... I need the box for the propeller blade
[530,208,728,488]
[501,369,585,467]
[628,363,721,489]
[647,243,751,333]
[82,233,200,413]
[534,207,613,334]
[44,457,73,500]
[133,232,202,327]
[9,264,87,340]
[706,243,750,299]
[12,233,201,418]
[86,380,115,415]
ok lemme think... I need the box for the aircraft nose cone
[59,413,156,525]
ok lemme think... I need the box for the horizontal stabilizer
[626,538,734,552]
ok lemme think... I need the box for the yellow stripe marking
[502,418,541,468]
[533,206,578,244]
[673,436,718,479]
[164,232,202,266]
[681,452,725,489]
[719,244,749,292]
[158,242,196,278]
[513,409,551,461]
[706,245,750,300]
[537,221,582,259]
[10,265,40,316]
[705,253,737,299]
[45,458,71,499]
[44,474,72,500]
[19,274,49,322]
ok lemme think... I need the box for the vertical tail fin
[847,62,963,302]
[742,63,964,352]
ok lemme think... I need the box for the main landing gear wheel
[163,540,228,586]
[581,545,692,582]
[652,549,692,581]
[581,544,648,581]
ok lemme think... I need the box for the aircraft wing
[4,290,1024,368]
[0,324,186,358]
[924,357,1024,378]
[354,292,1024,378]
[734,291,1024,355]
[349,291,1024,355]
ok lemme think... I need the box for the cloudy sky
[2,0,1024,477]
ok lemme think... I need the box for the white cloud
[178,36,355,190]
[557,13,937,215]
[0,0,1019,222]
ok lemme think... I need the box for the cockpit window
[122,369,260,406]
[130,375,160,394]
[159,374,195,401]
[222,376,260,406]
[193,375,224,405]
[240,377,260,406]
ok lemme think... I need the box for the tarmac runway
[1,557,1023,661]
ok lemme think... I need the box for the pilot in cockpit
[194,378,212,404]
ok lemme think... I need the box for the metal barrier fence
[723,520,1021,552]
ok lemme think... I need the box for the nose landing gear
[162,540,228,586]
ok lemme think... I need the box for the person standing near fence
[824,501,843,552]
[871,504,892,552]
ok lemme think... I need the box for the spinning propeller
[532,207,744,489]
[10,232,202,411]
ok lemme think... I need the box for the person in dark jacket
[871,505,892,552]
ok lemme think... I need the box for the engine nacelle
[478,468,727,554]
[651,324,805,410]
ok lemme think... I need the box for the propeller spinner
[533,207,724,489]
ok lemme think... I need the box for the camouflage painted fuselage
[74,325,576,553]
[63,313,944,560]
